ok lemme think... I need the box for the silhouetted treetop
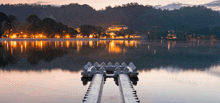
[1,3,220,37]
[0,12,8,22]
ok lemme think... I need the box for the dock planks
[118,74,140,103]
[82,74,104,103]
[82,62,139,103]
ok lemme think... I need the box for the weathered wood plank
[82,74,104,103]
[118,74,140,103]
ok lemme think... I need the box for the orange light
[89,41,93,47]
[65,35,70,38]
[40,34,43,38]
[89,35,93,38]
[66,41,70,48]
[23,35,27,38]
[10,35,17,38]
[76,35,83,38]
[11,41,17,48]
[108,41,122,53]
[110,33,115,36]
[100,36,106,39]
[55,35,60,38]
[116,36,124,39]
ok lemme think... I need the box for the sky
[0,0,217,10]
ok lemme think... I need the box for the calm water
[0,39,220,103]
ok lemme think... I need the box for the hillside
[1,3,220,37]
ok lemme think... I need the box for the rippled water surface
[0,39,220,103]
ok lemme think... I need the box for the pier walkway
[81,62,139,103]
[82,74,104,103]
[119,74,140,103]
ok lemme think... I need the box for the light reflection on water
[1,40,140,55]
[0,40,220,103]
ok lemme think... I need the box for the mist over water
[0,39,220,103]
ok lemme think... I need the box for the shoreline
[0,38,143,41]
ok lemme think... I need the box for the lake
[0,39,220,103]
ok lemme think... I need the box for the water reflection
[1,40,220,103]
[0,40,140,71]
[0,69,89,103]
[0,40,220,71]
[136,67,220,103]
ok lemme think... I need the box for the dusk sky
[0,0,217,10]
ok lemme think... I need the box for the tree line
[2,3,220,39]
[0,12,114,38]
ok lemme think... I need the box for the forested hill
[1,3,220,34]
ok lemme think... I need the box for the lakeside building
[106,25,128,38]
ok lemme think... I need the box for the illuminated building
[106,25,128,38]
[76,34,83,38]
[166,33,178,40]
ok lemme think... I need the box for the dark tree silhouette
[123,29,135,38]
[80,25,96,37]
[3,15,19,37]
[94,26,105,38]
[42,18,58,38]
[68,27,78,37]
[0,12,8,37]
[26,15,42,37]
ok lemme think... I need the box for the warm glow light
[55,35,60,38]
[125,35,129,38]
[110,33,115,36]
[76,35,83,38]
[24,41,27,51]
[134,36,141,38]
[66,41,70,48]
[89,41,93,47]
[61,41,63,47]
[89,35,93,38]
[168,42,170,50]
[11,41,17,48]
[116,40,124,45]
[129,41,134,47]
[125,40,129,47]
[23,35,27,38]
[108,41,122,53]
[7,42,9,51]
[40,41,43,50]
[116,36,124,39]
[65,35,70,38]
[10,35,17,38]
[100,36,106,39]
[76,41,81,53]
[21,45,23,53]
[34,34,46,38]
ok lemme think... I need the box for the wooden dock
[81,62,139,103]
[82,74,104,103]
[118,74,140,103]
